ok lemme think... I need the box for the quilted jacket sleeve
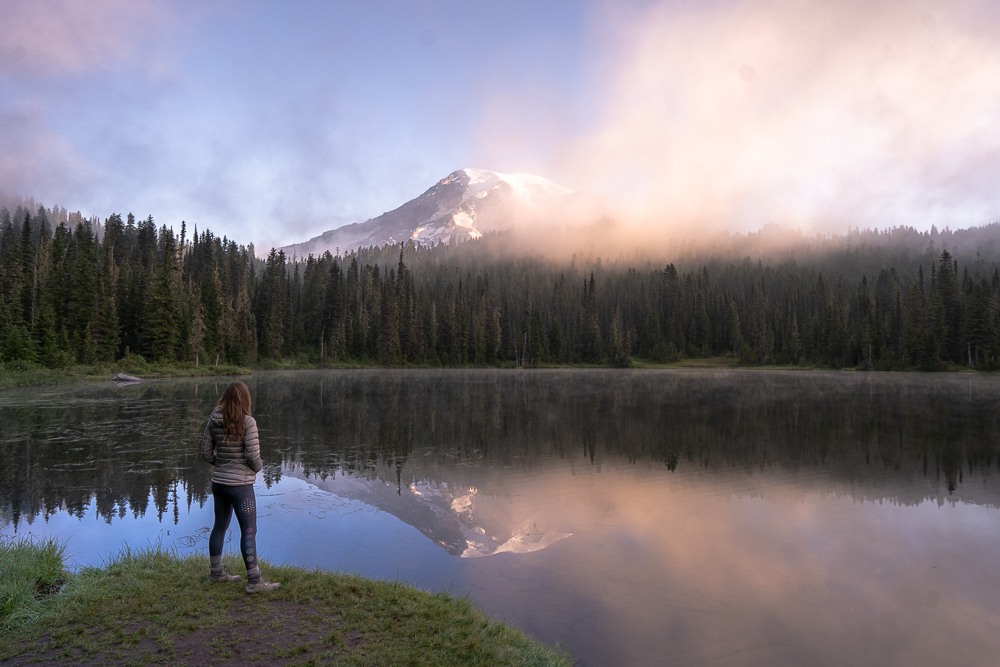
[200,418,216,465]
[244,416,263,473]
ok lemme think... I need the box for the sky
[2,0,1000,253]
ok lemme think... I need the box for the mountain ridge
[279,168,604,258]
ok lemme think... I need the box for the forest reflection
[2,369,999,530]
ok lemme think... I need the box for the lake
[3,368,1000,666]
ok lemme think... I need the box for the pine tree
[230,247,257,364]
[144,228,182,362]
[256,248,288,359]
[68,222,99,362]
[377,269,402,364]
[967,278,999,368]
[609,307,631,367]
[580,272,602,362]
[934,250,962,363]
[325,257,346,362]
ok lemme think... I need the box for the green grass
[0,536,66,629]
[0,358,252,390]
[0,540,573,666]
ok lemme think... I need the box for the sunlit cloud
[554,0,1000,236]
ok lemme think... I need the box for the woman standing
[200,380,280,593]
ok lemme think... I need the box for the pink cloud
[0,0,181,79]
[556,0,1000,235]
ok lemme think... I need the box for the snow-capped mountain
[280,168,604,257]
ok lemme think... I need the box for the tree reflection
[2,370,1000,528]
[0,381,216,530]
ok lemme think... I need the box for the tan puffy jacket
[200,409,262,486]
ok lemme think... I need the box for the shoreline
[0,539,572,666]
[0,355,983,391]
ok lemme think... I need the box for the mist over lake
[3,369,1000,666]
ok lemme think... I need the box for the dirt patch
[2,601,355,666]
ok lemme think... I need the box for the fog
[548,0,1000,241]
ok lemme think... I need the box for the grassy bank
[0,358,252,391]
[0,354,862,392]
[0,538,572,666]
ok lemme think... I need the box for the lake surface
[3,369,1000,666]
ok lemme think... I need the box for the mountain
[280,168,605,257]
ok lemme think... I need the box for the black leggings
[209,482,258,571]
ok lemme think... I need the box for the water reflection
[285,467,573,557]
[3,369,1000,666]
[4,369,997,532]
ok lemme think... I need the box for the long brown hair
[218,381,252,442]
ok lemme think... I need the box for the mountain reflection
[2,369,1000,531]
[280,467,572,557]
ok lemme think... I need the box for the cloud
[0,0,188,215]
[0,0,178,78]
[558,0,1000,236]
[9,0,998,254]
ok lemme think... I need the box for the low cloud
[556,0,1000,237]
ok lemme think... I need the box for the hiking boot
[209,567,241,583]
[245,578,281,593]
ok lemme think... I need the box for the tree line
[2,202,1000,370]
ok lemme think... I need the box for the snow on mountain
[461,168,573,203]
[279,168,603,258]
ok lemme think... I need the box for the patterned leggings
[209,482,258,571]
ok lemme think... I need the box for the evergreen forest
[3,200,1000,372]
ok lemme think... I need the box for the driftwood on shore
[110,372,142,385]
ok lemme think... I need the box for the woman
[200,380,280,593]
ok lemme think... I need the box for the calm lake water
[3,369,1000,666]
